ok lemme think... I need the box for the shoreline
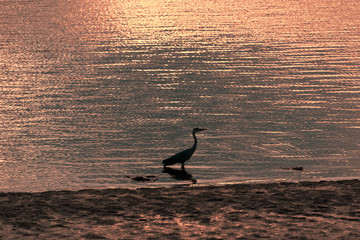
[1,179,359,239]
[3,175,360,194]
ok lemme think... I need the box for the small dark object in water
[280,166,304,171]
[125,175,159,182]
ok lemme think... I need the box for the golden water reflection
[0,0,359,191]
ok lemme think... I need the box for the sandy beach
[1,179,359,239]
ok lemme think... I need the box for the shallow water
[1,0,359,192]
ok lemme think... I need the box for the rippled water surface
[1,0,359,192]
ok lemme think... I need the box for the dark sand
[1,179,359,239]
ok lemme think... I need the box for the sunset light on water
[1,0,359,192]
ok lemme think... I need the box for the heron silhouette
[162,128,207,170]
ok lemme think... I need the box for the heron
[162,128,207,170]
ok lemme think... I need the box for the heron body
[162,128,206,170]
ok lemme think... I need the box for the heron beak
[198,129,207,131]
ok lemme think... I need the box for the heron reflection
[163,167,197,184]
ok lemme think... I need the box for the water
[1,0,359,192]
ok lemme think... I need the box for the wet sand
[1,179,359,239]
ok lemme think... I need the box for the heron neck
[192,132,197,149]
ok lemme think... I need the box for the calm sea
[1,0,359,192]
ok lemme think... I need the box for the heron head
[193,128,207,133]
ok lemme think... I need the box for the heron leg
[181,163,185,171]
